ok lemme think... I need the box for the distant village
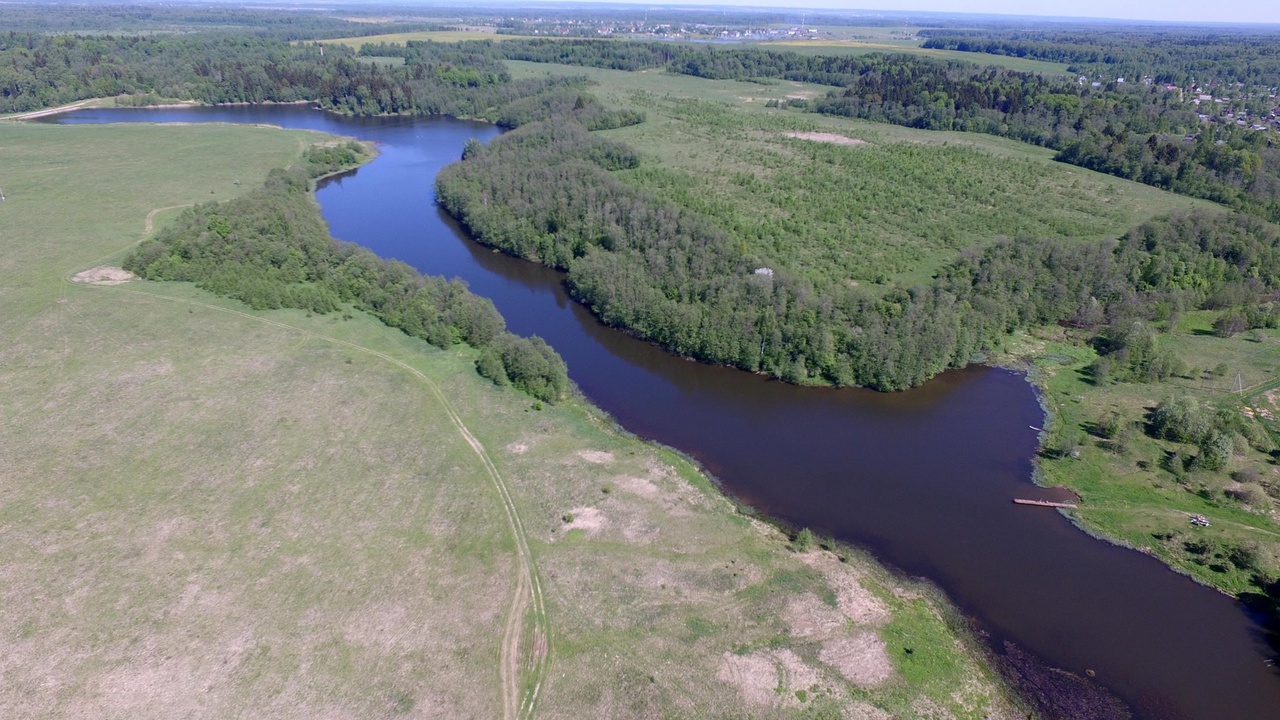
[1078,75,1280,135]
[496,16,1280,136]
[497,17,838,43]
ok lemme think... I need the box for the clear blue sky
[598,1,1280,25]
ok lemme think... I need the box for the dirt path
[72,235,550,719]
[4,100,91,121]
[144,206,187,236]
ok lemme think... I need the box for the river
[49,105,1280,719]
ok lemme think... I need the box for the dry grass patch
[819,632,894,687]
[784,130,868,146]
[717,651,779,705]
[71,266,135,285]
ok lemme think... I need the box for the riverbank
[1001,325,1280,613]
[1,97,318,122]
[0,118,1025,719]
[48,103,1280,719]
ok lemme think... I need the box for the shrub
[1150,396,1210,443]
[792,528,816,552]
[1225,483,1268,507]
[1213,311,1248,338]
[1195,431,1233,471]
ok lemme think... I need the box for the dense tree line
[0,32,581,115]
[7,28,1275,221]
[123,148,568,402]
[437,115,1280,390]
[420,38,1280,222]
[920,29,1280,87]
[0,4,445,39]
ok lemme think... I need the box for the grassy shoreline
[999,325,1280,609]
[0,119,1025,718]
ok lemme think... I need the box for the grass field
[0,120,1021,718]
[507,61,1210,287]
[319,30,529,50]
[754,40,1071,75]
[1007,322,1280,598]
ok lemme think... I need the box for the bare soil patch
[786,592,848,639]
[800,551,891,627]
[819,632,893,687]
[576,450,614,464]
[561,506,606,537]
[72,266,135,285]
[784,131,868,147]
[717,651,778,706]
[773,648,822,692]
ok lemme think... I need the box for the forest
[369,38,1274,223]
[920,29,1280,87]
[0,4,448,39]
[0,32,582,115]
[3,25,1277,389]
[437,110,1280,389]
[123,144,569,403]
[497,40,1279,222]
[5,28,1277,220]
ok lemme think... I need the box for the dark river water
[52,106,1280,719]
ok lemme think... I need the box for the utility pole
[1232,371,1244,396]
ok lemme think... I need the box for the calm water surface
[54,106,1280,719]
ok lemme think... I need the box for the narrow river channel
[50,106,1280,719]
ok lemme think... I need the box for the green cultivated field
[507,61,1209,287]
[0,121,1019,717]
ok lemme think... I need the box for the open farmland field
[0,120,1020,718]
[505,61,1212,288]
[756,39,1071,74]
[319,30,529,50]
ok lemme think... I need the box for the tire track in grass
[79,278,550,720]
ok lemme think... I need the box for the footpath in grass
[0,119,1021,718]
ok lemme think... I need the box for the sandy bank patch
[576,450,614,464]
[786,593,847,639]
[800,552,891,627]
[612,472,693,517]
[819,632,893,687]
[72,266,136,285]
[717,651,778,705]
[561,506,606,537]
[614,474,660,499]
[784,131,867,146]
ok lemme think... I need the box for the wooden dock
[1013,498,1078,509]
